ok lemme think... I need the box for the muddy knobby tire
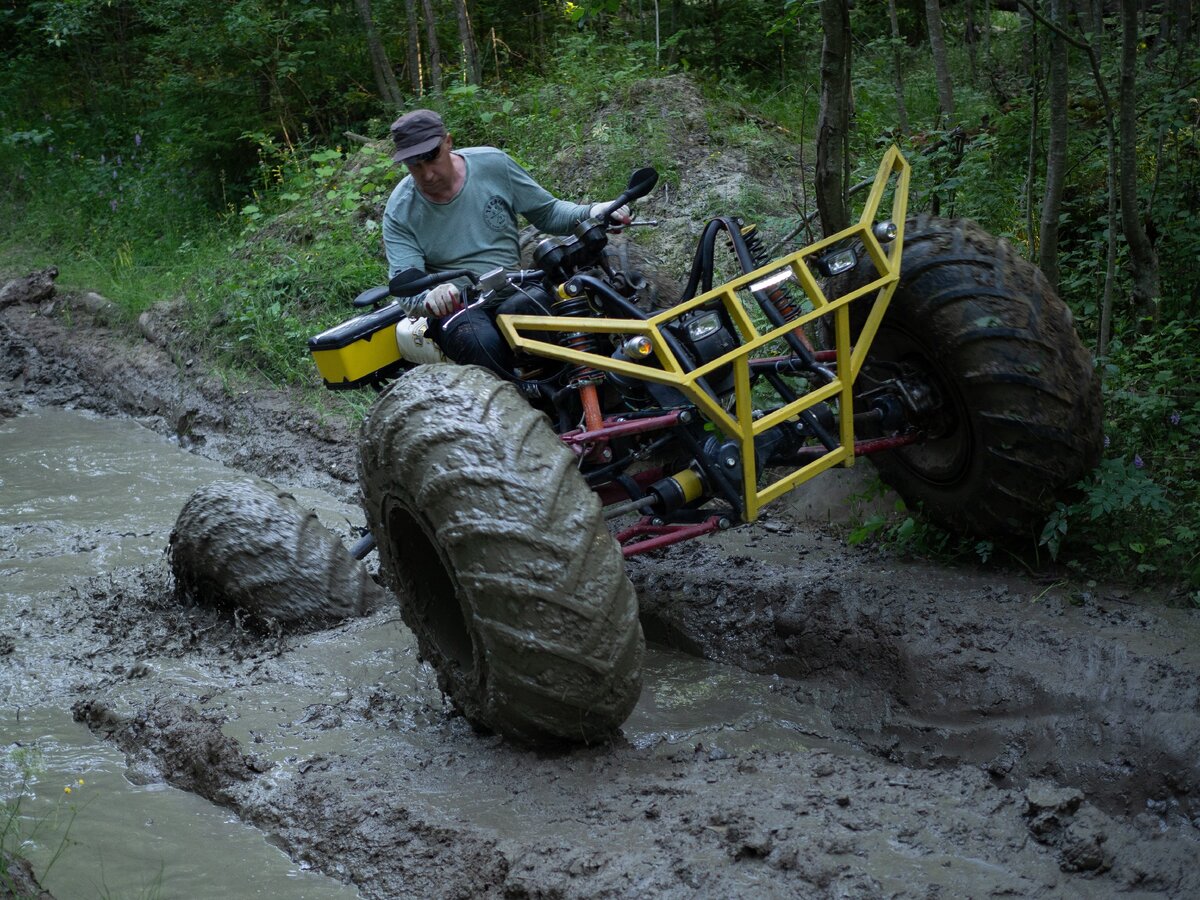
[169,481,383,626]
[358,364,644,745]
[834,215,1102,538]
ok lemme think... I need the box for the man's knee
[436,308,514,375]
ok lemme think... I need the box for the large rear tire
[358,364,644,745]
[833,216,1102,538]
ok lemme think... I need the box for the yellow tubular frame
[497,147,911,522]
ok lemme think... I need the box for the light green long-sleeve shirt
[382,147,590,312]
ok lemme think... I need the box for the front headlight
[817,247,858,277]
[685,311,722,342]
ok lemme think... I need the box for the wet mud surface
[4,282,1200,897]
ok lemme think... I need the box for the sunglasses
[406,141,443,165]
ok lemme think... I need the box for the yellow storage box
[308,302,410,390]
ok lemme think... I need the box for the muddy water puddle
[2,407,362,898]
[3,406,846,895]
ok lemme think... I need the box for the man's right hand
[423,283,463,317]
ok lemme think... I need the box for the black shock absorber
[739,221,804,323]
[554,279,603,385]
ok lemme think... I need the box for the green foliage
[1040,321,1200,586]
[187,140,390,384]
[846,477,993,565]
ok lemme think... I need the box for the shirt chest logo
[482,196,511,231]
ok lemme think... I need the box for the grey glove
[423,282,463,317]
[589,201,632,227]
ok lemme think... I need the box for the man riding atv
[382,109,630,376]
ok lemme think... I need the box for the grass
[1,746,87,897]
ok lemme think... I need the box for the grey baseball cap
[389,109,447,162]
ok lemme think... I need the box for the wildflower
[116,154,122,166]
[1134,454,1145,469]
[1169,411,1181,426]
[134,133,142,147]
[110,199,118,212]
[64,786,71,794]
[112,170,118,179]
[1103,434,1111,448]
[100,153,106,164]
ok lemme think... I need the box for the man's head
[390,109,447,163]
[390,109,459,200]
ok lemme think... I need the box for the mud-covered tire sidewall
[832,215,1102,538]
[358,363,644,745]
[168,481,381,627]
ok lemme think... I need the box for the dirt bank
[4,278,1199,897]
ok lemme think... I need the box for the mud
[3,280,1200,898]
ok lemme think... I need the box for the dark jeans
[430,292,552,379]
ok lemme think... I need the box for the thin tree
[1022,4,1040,257]
[355,0,405,109]
[925,0,956,127]
[405,0,421,94]
[1016,0,1119,353]
[816,0,852,236]
[965,0,978,84]
[1039,0,1069,290]
[1118,0,1161,323]
[453,0,481,85]
[420,0,443,94]
[887,0,911,136]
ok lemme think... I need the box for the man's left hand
[590,201,632,228]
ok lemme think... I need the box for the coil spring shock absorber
[739,221,803,322]
[555,279,607,443]
[554,280,604,386]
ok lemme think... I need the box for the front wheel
[833,216,1102,538]
[358,364,644,745]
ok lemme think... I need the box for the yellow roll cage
[497,146,911,522]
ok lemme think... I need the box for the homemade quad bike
[306,147,1101,745]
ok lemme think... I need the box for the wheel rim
[384,498,476,674]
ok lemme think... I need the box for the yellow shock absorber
[649,467,705,513]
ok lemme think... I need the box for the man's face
[405,135,455,199]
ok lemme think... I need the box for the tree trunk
[925,0,956,126]
[405,0,421,94]
[1023,6,1039,260]
[1119,0,1162,321]
[888,0,911,136]
[453,0,481,85]
[420,0,443,94]
[965,0,978,84]
[1039,0,1069,289]
[816,0,852,236]
[355,0,405,109]
[983,0,993,64]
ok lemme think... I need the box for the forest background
[1,0,1197,591]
